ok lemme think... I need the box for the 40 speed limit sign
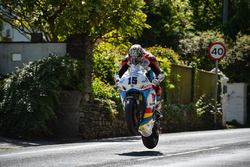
[208,42,226,60]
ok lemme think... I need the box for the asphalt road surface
[0,128,250,167]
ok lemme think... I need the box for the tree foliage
[189,0,223,31]
[0,0,150,100]
[93,42,123,85]
[0,12,3,41]
[137,0,193,47]
[0,0,148,41]
[188,0,250,38]
[178,30,226,70]
[224,0,250,37]
[221,34,250,84]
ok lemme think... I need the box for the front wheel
[125,99,139,136]
[141,125,159,149]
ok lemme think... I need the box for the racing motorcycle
[116,64,161,149]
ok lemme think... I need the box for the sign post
[208,42,226,128]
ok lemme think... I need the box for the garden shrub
[178,30,226,70]
[92,42,125,117]
[161,102,201,132]
[92,77,119,101]
[0,75,7,102]
[146,46,182,81]
[221,33,250,84]
[161,95,223,132]
[146,46,184,97]
[194,95,222,129]
[146,46,184,65]
[0,56,84,138]
[93,42,124,85]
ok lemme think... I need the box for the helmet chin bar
[131,59,136,64]
[131,56,143,65]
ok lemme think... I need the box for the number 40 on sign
[208,42,226,61]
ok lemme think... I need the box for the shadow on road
[118,151,163,157]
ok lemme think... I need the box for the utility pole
[223,0,229,25]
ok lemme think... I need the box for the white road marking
[0,142,118,158]
[137,147,221,161]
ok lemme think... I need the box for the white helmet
[128,44,145,64]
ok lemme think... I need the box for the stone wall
[53,91,82,138]
[78,98,223,139]
[79,99,130,139]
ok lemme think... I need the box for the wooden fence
[166,64,217,104]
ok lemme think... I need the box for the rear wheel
[141,124,159,149]
[125,99,139,136]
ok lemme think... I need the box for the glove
[152,78,159,85]
[114,74,120,85]
[152,73,165,85]
[157,73,165,82]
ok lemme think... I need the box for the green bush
[178,30,226,70]
[92,77,119,101]
[0,75,6,102]
[146,46,184,65]
[93,42,124,85]
[146,46,183,94]
[0,56,84,138]
[221,33,250,84]
[161,95,223,132]
[92,42,125,117]
[194,95,222,129]
[161,102,201,132]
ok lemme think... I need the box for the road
[0,128,250,167]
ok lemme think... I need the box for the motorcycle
[116,64,160,149]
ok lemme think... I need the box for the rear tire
[141,125,159,149]
[125,99,139,136]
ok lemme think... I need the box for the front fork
[120,89,157,130]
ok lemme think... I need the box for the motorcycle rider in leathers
[116,44,165,136]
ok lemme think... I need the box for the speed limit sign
[208,42,226,60]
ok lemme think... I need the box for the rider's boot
[155,96,163,120]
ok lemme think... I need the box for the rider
[116,44,165,136]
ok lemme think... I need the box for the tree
[0,20,2,41]
[189,0,223,31]
[0,0,148,98]
[189,0,250,38]
[0,0,148,41]
[0,11,3,41]
[178,30,226,70]
[221,34,250,84]
[135,0,193,48]
[224,0,250,38]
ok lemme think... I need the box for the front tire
[125,99,139,136]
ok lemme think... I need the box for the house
[1,21,30,42]
[0,21,66,75]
